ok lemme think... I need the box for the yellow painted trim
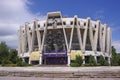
[30,51,40,61]
[70,50,82,60]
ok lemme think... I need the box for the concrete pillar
[22,58,25,62]
[39,54,42,65]
[93,20,100,52]
[108,57,111,65]
[82,55,85,64]
[103,24,107,53]
[94,55,97,63]
[88,18,94,51]
[43,45,46,53]
[67,53,70,66]
[29,59,31,64]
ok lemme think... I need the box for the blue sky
[0,0,120,52]
[30,0,120,52]
[29,0,120,41]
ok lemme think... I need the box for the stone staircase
[0,71,120,78]
[33,64,68,67]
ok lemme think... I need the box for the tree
[9,49,19,64]
[112,46,117,56]
[0,41,31,66]
[111,46,119,66]
[0,42,9,64]
[116,54,120,65]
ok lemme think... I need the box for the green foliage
[116,54,120,65]
[104,60,109,66]
[2,64,17,67]
[0,42,9,64]
[70,55,83,67]
[75,55,83,66]
[70,62,80,67]
[112,46,117,56]
[16,61,31,67]
[89,55,96,66]
[9,49,19,64]
[98,55,105,66]
[0,42,31,67]
[98,55,109,66]
[2,58,12,64]
[84,63,102,66]
[111,54,120,66]
[111,46,120,66]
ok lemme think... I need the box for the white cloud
[93,10,105,21]
[0,0,45,49]
[112,40,120,53]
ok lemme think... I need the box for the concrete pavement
[0,66,120,72]
[0,66,120,79]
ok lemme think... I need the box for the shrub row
[70,55,109,67]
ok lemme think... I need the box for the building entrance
[42,29,67,65]
[43,56,67,65]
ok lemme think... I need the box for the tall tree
[111,46,120,66]
[9,49,18,64]
[0,42,9,64]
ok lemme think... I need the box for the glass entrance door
[45,57,67,65]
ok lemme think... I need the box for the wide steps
[0,71,120,78]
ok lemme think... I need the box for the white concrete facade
[18,11,112,65]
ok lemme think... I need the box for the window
[47,23,52,26]
[70,21,73,25]
[84,22,86,26]
[78,21,80,25]
[95,25,96,28]
[63,21,66,25]
[44,23,45,27]
[57,23,62,25]
[102,27,104,31]
[38,24,40,28]
[74,21,77,25]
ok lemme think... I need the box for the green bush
[104,61,109,66]
[84,63,101,67]
[70,62,80,67]
[83,64,91,66]
[2,58,12,65]
[89,55,96,66]
[111,46,120,66]
[75,55,83,66]
[9,49,18,64]
[117,55,120,66]
[70,55,83,67]
[17,61,32,67]
[2,64,17,67]
[98,55,106,66]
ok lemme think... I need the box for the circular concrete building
[18,11,111,65]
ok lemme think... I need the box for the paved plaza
[0,77,120,80]
[0,66,120,80]
[0,66,120,72]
